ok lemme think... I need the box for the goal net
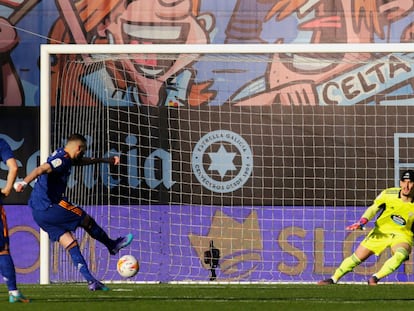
[40,43,414,284]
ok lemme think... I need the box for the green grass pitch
[2,283,414,310]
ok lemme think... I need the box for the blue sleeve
[47,149,71,173]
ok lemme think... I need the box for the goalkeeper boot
[110,233,133,255]
[88,280,110,291]
[9,293,30,303]
[317,278,335,285]
[368,276,379,286]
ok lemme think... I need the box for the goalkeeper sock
[67,242,95,282]
[332,253,362,282]
[0,254,17,291]
[375,248,408,279]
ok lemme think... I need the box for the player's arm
[346,217,368,231]
[13,162,52,192]
[75,156,120,166]
[1,157,18,197]
[346,203,382,231]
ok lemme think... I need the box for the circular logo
[391,214,406,226]
[192,130,253,193]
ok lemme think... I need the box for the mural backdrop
[2,0,414,108]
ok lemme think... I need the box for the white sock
[9,290,19,296]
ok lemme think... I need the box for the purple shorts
[31,200,86,242]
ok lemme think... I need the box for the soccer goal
[40,43,414,285]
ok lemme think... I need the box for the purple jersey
[29,147,72,210]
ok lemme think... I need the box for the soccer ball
[117,255,139,278]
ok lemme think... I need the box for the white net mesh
[45,45,414,283]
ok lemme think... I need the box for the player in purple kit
[0,138,29,303]
[14,133,133,291]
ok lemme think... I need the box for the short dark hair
[67,133,87,144]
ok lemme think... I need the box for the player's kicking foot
[9,293,30,303]
[317,278,335,285]
[88,280,110,291]
[109,233,133,255]
[368,276,379,286]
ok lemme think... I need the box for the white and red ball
[117,255,139,278]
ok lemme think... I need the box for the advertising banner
[6,204,411,284]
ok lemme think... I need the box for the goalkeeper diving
[318,170,414,285]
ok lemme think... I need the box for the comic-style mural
[0,0,414,108]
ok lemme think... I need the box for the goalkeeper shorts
[360,229,412,256]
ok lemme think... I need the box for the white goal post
[40,43,414,285]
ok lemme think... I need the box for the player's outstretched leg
[81,216,133,255]
[318,253,362,285]
[369,247,408,286]
[109,233,134,255]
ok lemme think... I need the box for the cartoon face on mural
[266,0,414,43]
[50,0,216,106]
[233,0,414,106]
[0,0,41,106]
[3,0,414,108]
[102,1,212,44]
[100,0,215,105]
[0,17,22,106]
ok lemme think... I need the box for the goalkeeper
[318,170,414,285]
[14,134,133,291]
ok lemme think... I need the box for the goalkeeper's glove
[346,217,368,231]
[13,181,27,192]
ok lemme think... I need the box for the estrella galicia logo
[391,214,406,226]
[192,130,253,193]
